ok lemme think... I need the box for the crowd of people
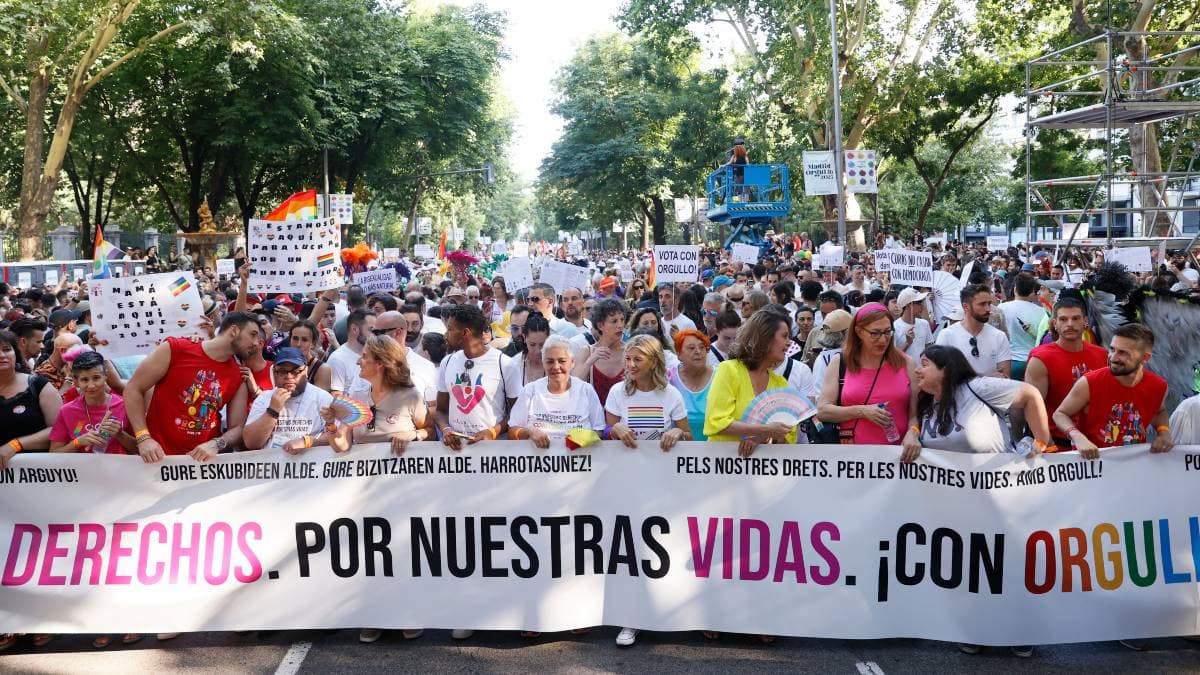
[0,231,1195,653]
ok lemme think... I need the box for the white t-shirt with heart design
[437,348,520,434]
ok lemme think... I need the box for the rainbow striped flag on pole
[265,190,319,221]
[92,227,118,279]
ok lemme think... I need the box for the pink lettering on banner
[74,523,107,585]
[773,521,808,583]
[106,522,137,585]
[739,519,771,581]
[205,522,233,584]
[810,521,842,585]
[138,522,167,584]
[2,524,42,586]
[687,516,845,585]
[172,522,202,584]
[38,524,73,585]
[235,522,264,583]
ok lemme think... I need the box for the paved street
[1,629,1197,673]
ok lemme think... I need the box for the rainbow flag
[169,276,191,297]
[266,189,319,221]
[436,229,448,260]
[92,227,117,279]
[647,250,656,289]
[317,251,336,268]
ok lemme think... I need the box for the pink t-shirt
[839,361,910,445]
[48,393,130,455]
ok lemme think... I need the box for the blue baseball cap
[273,347,306,368]
[713,275,733,290]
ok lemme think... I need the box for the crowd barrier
[1,441,1198,643]
[1,260,146,288]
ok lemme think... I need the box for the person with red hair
[669,329,714,441]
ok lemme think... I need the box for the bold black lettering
[329,518,359,578]
[447,517,477,578]
[511,516,539,578]
[930,527,963,589]
[411,517,442,577]
[481,516,508,578]
[574,515,605,575]
[896,523,925,586]
[969,533,1004,594]
[363,517,393,577]
[641,516,670,578]
[540,516,570,578]
[295,522,324,578]
[607,515,638,576]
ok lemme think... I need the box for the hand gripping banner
[1,442,1198,643]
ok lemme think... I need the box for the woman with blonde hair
[816,303,921,461]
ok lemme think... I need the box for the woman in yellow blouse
[705,307,798,455]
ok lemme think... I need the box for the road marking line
[274,640,313,675]
[855,661,885,675]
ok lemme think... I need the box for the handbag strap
[844,355,886,434]
[966,381,1018,450]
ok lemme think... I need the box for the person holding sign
[125,312,261,464]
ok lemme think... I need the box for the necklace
[82,393,110,430]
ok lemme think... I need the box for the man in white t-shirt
[558,287,593,336]
[997,273,1048,381]
[893,287,933,361]
[658,284,696,337]
[322,308,376,394]
[935,284,1011,377]
[244,348,333,450]
[528,283,582,339]
[436,304,519,447]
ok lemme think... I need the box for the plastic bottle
[1015,437,1035,455]
[878,403,900,443]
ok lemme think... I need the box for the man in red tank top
[1052,323,1173,459]
[125,312,262,462]
[1024,297,1108,448]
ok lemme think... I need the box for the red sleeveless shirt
[145,337,243,454]
[1079,367,1167,448]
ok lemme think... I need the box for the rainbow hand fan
[740,388,816,427]
[329,396,374,428]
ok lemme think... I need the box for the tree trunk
[640,209,650,251]
[16,72,52,260]
[650,196,666,245]
[401,181,423,252]
[1123,34,1170,236]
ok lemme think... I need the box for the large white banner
[802,151,838,196]
[1,443,1198,643]
[247,217,342,293]
[87,272,205,359]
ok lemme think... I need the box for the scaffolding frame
[1024,28,1200,251]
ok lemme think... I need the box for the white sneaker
[359,628,382,643]
[156,633,181,641]
[451,629,474,640]
[402,629,424,639]
[615,627,639,647]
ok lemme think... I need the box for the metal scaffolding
[1024,29,1200,249]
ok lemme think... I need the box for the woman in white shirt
[510,335,605,447]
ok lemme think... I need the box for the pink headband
[854,303,891,324]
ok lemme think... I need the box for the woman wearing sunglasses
[816,303,921,461]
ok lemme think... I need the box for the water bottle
[1015,436,1035,456]
[878,403,900,443]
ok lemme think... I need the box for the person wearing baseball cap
[894,287,932,360]
[243,346,332,451]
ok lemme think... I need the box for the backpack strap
[709,345,725,363]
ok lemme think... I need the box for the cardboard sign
[383,247,401,262]
[539,260,590,296]
[731,243,760,265]
[17,272,32,288]
[72,268,85,281]
[1106,246,1153,273]
[44,269,60,286]
[815,245,844,270]
[216,259,236,278]
[653,245,700,283]
[247,217,342,293]
[88,272,204,359]
[885,250,934,286]
[413,244,434,259]
[986,235,1008,252]
[512,241,529,258]
[873,251,891,272]
[492,241,508,256]
[500,257,534,294]
[353,268,398,295]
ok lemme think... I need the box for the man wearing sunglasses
[935,284,1011,378]
[244,348,332,451]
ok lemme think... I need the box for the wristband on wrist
[1032,439,1048,452]
[265,407,280,419]
[72,438,82,450]
[602,424,614,440]
[512,428,524,440]
[1155,425,1170,433]
[133,428,149,439]
[487,427,498,440]
[6,439,21,454]
[303,435,313,449]
[909,425,921,436]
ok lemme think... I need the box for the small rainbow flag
[265,189,319,221]
[317,252,336,268]
[169,276,191,297]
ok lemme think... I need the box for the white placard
[316,194,354,225]
[1106,246,1153,272]
[17,272,32,288]
[247,217,342,293]
[802,150,838,196]
[383,247,401,262]
[885,250,934,286]
[987,235,1008,252]
[512,241,529,258]
[416,218,433,235]
[452,228,465,242]
[731,243,760,265]
[539,260,591,296]
[72,268,85,281]
[816,245,845,270]
[216,259,236,278]
[43,270,59,286]
[479,236,492,246]
[844,149,878,193]
[500,257,534,294]
[87,271,204,359]
[568,242,582,255]
[653,245,700,283]
[353,268,398,295]
[413,244,434,259]
[133,265,145,276]
[492,241,508,256]
[873,251,891,272]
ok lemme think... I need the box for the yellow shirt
[704,359,798,443]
